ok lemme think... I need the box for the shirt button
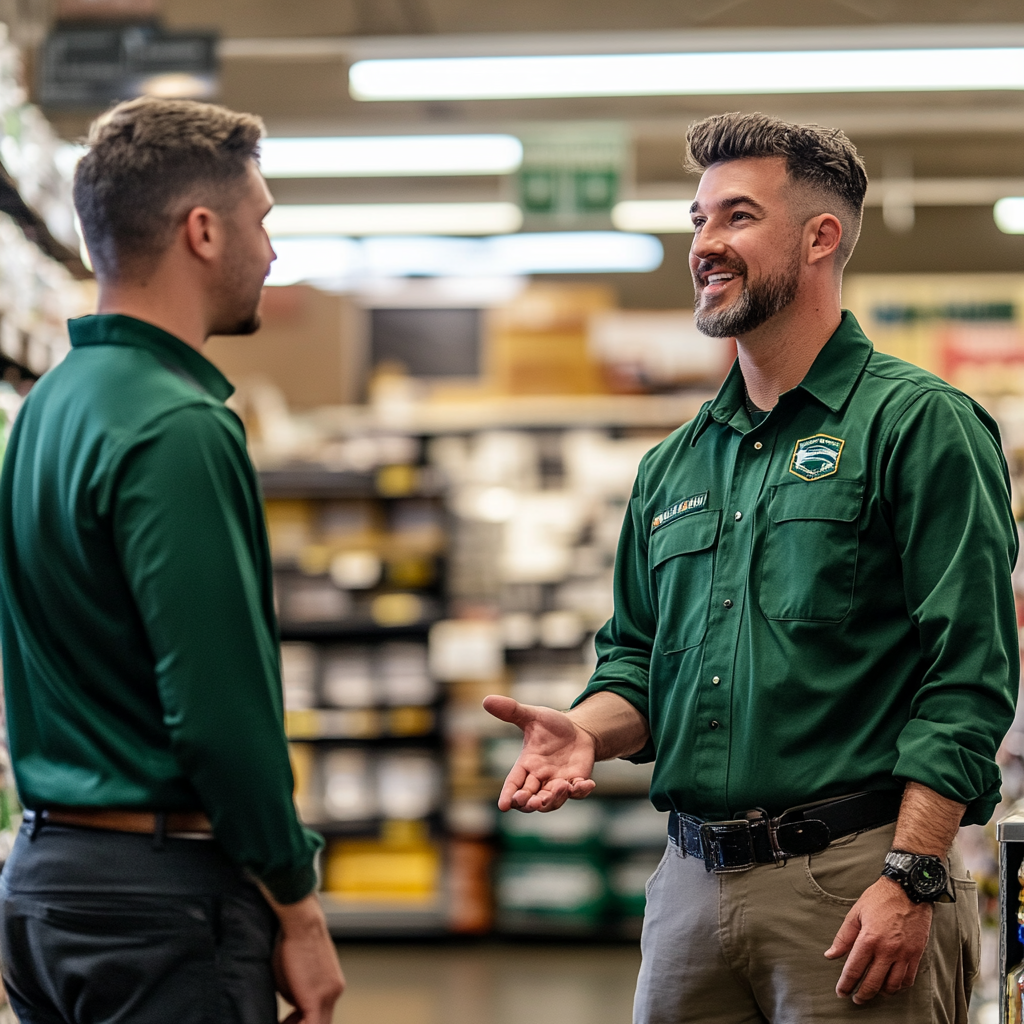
[712,676,721,685]
[754,442,763,450]
[734,511,743,521]
[710,720,720,729]
[723,599,733,609]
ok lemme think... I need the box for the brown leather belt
[38,808,213,836]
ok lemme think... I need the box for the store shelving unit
[0,158,88,281]
[262,457,453,935]
[260,395,708,938]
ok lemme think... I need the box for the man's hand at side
[824,780,965,1004]
[483,691,650,813]
[825,877,932,1003]
[265,891,345,1024]
[482,695,597,812]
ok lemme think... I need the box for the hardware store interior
[0,0,1023,1021]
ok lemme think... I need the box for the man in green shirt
[486,113,1017,1022]
[0,98,343,1023]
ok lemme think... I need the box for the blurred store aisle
[331,942,641,1024]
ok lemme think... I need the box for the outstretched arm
[483,691,649,813]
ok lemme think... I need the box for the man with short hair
[0,97,344,1023]
[486,112,1017,1022]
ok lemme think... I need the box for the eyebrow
[690,195,767,215]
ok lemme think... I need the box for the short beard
[694,256,801,338]
[225,311,261,336]
[211,233,265,336]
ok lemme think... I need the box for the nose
[690,223,728,265]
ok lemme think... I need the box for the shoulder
[860,348,996,435]
[861,349,970,408]
[31,344,233,442]
[855,352,1005,479]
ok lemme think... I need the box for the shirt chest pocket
[759,479,863,623]
[650,509,721,654]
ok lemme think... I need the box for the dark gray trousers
[0,820,278,1024]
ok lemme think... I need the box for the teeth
[706,273,735,284]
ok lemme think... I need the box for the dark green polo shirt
[0,314,321,903]
[577,311,1018,827]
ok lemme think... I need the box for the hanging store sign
[56,0,159,17]
[38,21,219,109]
[516,125,627,224]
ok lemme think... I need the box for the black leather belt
[668,790,903,873]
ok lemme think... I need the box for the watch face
[907,858,947,898]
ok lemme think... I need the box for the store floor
[330,941,642,1024]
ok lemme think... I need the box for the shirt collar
[68,314,234,403]
[699,309,873,438]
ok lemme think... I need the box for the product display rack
[0,158,87,281]
[262,459,453,935]
[258,399,703,938]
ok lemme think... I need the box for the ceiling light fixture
[266,232,663,285]
[994,197,1024,234]
[612,200,695,233]
[349,47,1024,101]
[265,202,524,236]
[259,134,523,177]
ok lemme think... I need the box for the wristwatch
[881,850,956,904]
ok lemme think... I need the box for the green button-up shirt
[577,311,1018,827]
[0,314,321,903]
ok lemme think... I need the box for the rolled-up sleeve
[113,405,322,903]
[572,474,657,763]
[885,389,1019,825]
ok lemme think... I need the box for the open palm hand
[483,694,597,812]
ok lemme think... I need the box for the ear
[182,206,223,263]
[806,213,842,267]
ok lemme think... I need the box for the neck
[96,276,209,352]
[735,290,842,410]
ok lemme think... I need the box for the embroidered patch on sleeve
[789,435,845,481]
[651,491,709,531]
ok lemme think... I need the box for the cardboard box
[205,285,365,410]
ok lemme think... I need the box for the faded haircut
[685,112,868,268]
[74,97,264,282]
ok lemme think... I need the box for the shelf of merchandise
[0,158,88,281]
[305,391,713,439]
[279,622,437,641]
[263,461,452,936]
[261,398,713,938]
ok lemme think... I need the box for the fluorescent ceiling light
[994,197,1024,234]
[613,200,695,233]
[488,232,662,274]
[265,202,523,236]
[139,72,216,100]
[259,134,523,177]
[266,232,663,285]
[350,47,1024,101]
[267,238,363,286]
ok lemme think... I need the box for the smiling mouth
[700,271,741,297]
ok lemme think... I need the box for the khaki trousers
[633,823,980,1024]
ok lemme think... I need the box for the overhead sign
[516,125,627,224]
[56,0,159,17]
[38,21,219,109]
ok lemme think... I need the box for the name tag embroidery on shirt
[789,434,845,481]
[651,491,709,531]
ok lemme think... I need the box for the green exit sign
[517,126,626,221]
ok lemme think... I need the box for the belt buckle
[699,820,755,873]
